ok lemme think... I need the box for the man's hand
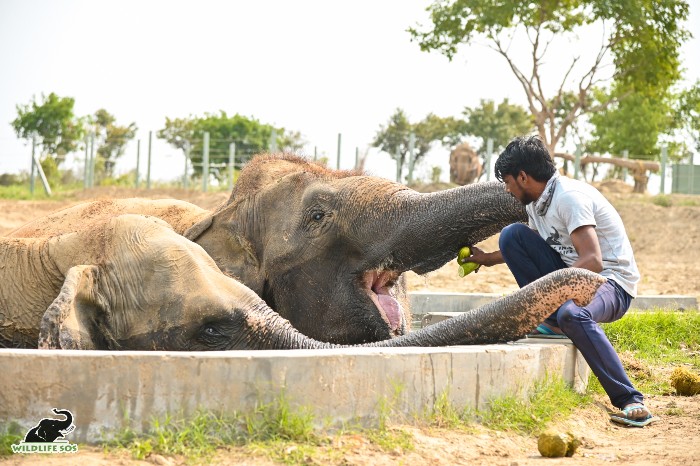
[460,246,505,268]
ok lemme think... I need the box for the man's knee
[556,300,583,330]
[499,223,530,250]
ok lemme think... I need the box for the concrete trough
[0,340,588,444]
[409,292,698,325]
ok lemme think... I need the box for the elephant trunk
[245,269,606,350]
[349,181,527,275]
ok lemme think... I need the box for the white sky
[1,0,699,183]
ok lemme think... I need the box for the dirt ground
[1,181,700,465]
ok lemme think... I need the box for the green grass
[5,311,697,462]
[0,422,23,456]
[588,310,700,394]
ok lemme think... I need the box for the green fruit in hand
[458,261,480,277]
[457,246,472,262]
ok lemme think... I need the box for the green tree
[587,85,675,160]
[157,112,304,179]
[372,109,463,182]
[409,0,690,155]
[91,109,138,178]
[675,80,700,155]
[11,92,84,163]
[462,99,534,152]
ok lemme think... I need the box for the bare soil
[1,181,700,465]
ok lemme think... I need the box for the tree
[11,92,84,163]
[157,111,304,179]
[372,109,463,182]
[462,99,534,152]
[409,0,690,155]
[91,109,138,178]
[674,80,700,156]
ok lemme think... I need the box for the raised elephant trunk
[51,409,73,431]
[343,180,527,275]
[241,269,606,350]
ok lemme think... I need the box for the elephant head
[23,409,74,442]
[188,154,527,344]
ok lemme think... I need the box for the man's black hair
[494,136,557,182]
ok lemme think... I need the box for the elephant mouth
[362,269,403,334]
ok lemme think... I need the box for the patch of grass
[602,311,700,366]
[587,311,700,394]
[651,194,673,207]
[0,422,24,456]
[478,376,591,434]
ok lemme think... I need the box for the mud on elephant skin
[9,153,527,344]
[1,215,275,350]
[0,213,605,349]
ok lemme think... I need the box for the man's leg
[556,280,645,411]
[499,223,567,328]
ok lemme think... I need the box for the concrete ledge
[410,292,698,321]
[0,343,587,443]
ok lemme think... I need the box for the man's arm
[462,246,504,267]
[570,225,603,273]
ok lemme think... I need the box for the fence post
[229,142,236,188]
[83,134,89,189]
[29,134,37,195]
[183,142,190,189]
[485,138,494,181]
[336,133,342,169]
[146,131,152,189]
[89,133,96,188]
[621,150,628,182]
[313,146,318,161]
[135,139,141,188]
[202,132,210,192]
[660,145,668,194]
[354,147,359,170]
[395,147,401,182]
[407,132,416,184]
[269,129,277,152]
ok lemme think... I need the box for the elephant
[23,409,74,442]
[9,153,529,344]
[1,213,606,350]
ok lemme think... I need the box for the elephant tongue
[377,294,402,331]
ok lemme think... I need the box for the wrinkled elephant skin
[9,154,527,344]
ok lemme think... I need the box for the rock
[537,429,580,458]
[670,367,700,396]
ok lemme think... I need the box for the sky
[1,0,699,184]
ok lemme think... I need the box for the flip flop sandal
[526,324,569,339]
[609,404,660,427]
[609,414,660,427]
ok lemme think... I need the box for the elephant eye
[202,325,222,337]
[311,211,324,221]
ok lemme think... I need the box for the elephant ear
[38,265,116,350]
[184,215,213,241]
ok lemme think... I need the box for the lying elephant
[9,154,528,344]
[0,213,605,349]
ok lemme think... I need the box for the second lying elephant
[1,214,605,350]
[10,154,528,344]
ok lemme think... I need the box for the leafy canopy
[11,92,84,162]
[372,109,463,182]
[157,111,304,178]
[410,0,690,154]
[462,99,534,152]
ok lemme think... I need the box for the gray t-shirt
[526,176,640,297]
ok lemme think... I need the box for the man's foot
[621,403,651,420]
[609,403,659,427]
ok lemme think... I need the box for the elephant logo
[12,408,78,454]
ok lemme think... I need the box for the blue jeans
[499,223,643,409]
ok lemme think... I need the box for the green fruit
[457,246,472,262]
[458,261,479,277]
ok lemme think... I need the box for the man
[465,135,656,427]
